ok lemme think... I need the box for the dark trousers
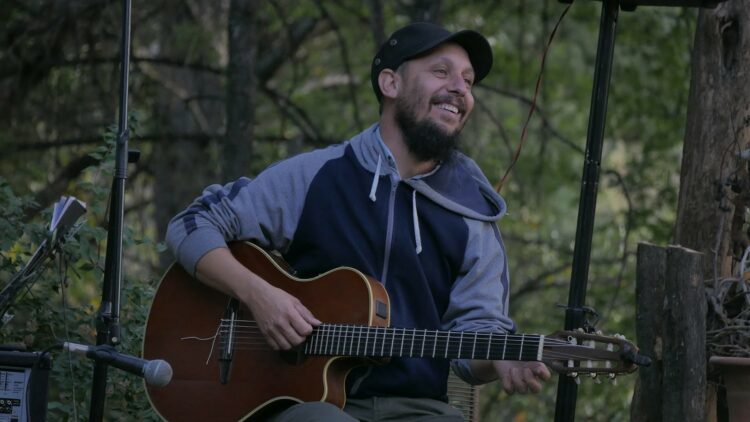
[269,397,465,422]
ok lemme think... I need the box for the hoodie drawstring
[412,190,422,254]
[370,154,421,254]
[369,155,382,202]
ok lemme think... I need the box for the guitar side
[142,242,390,421]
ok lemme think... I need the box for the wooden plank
[631,242,667,422]
[662,245,706,422]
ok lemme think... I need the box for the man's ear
[378,69,400,100]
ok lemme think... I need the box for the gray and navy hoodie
[166,123,516,400]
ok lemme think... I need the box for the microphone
[64,342,173,387]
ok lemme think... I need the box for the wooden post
[631,243,706,422]
[662,245,706,422]
[631,242,666,422]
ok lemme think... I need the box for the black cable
[57,250,80,421]
[29,343,61,421]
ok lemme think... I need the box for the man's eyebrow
[430,56,475,76]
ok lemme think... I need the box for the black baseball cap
[371,22,493,102]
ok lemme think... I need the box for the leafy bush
[0,135,159,420]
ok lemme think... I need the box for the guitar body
[143,242,390,421]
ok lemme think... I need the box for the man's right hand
[241,281,321,350]
[194,247,321,351]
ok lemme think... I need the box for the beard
[394,93,463,163]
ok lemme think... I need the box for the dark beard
[395,97,461,163]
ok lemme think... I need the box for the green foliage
[0,141,158,420]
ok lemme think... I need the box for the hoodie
[166,123,516,400]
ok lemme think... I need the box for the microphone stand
[553,2,618,420]
[89,0,132,420]
[553,1,726,421]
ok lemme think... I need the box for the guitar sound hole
[280,348,306,365]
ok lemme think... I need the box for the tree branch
[477,84,584,154]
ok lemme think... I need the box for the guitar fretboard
[303,324,545,361]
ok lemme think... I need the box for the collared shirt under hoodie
[166,123,516,401]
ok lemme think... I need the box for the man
[166,22,550,421]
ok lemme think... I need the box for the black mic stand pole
[553,2,618,420]
[89,0,132,420]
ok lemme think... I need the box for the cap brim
[407,29,493,85]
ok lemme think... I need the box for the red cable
[495,2,574,193]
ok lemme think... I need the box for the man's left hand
[493,361,551,394]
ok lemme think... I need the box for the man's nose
[447,74,468,96]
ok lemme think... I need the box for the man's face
[393,42,476,162]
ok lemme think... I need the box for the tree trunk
[631,244,706,422]
[224,0,258,181]
[673,2,750,420]
[150,7,224,268]
[675,1,750,279]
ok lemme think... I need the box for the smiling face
[391,43,476,162]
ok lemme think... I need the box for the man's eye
[434,69,447,76]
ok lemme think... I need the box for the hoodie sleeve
[165,145,345,276]
[443,220,516,385]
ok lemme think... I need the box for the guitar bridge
[219,298,239,384]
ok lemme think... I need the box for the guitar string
[214,325,582,349]
[199,320,623,362]
[213,325,609,352]
[216,321,579,345]
[189,327,620,366]
[212,340,613,361]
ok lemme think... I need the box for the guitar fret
[518,334,525,361]
[342,325,347,355]
[389,328,396,356]
[333,324,344,356]
[327,325,332,356]
[410,328,416,357]
[329,325,335,356]
[315,325,326,355]
[339,325,344,355]
[328,325,336,356]
[355,326,361,356]
[319,325,326,355]
[380,327,386,356]
[471,332,477,359]
[458,332,463,359]
[501,333,507,360]
[399,328,405,357]
[421,329,427,357]
[432,330,437,358]
[348,325,354,356]
[444,331,450,358]
[315,325,322,355]
[333,325,340,355]
[486,332,492,360]
[363,328,370,356]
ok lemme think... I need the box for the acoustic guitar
[143,242,647,421]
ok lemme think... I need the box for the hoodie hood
[351,124,506,222]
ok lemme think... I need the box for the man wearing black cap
[166,22,550,421]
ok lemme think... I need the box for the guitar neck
[304,324,544,361]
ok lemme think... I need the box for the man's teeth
[436,103,459,114]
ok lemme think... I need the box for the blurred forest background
[0,0,725,420]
